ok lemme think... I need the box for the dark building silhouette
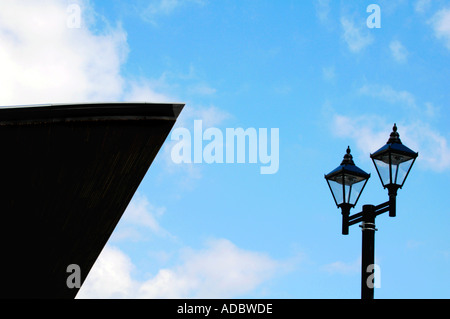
[0,102,183,298]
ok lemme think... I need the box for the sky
[1,0,449,299]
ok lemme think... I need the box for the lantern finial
[341,146,355,165]
[387,123,401,144]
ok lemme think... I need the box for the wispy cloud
[78,238,282,298]
[111,193,173,242]
[331,114,450,172]
[332,83,450,171]
[187,83,217,96]
[139,0,206,25]
[322,258,360,275]
[429,7,450,49]
[322,66,336,82]
[122,78,175,103]
[358,84,440,120]
[315,0,331,25]
[414,0,431,13]
[340,17,373,53]
[358,84,416,109]
[389,40,408,63]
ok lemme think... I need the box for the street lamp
[324,124,418,299]
[370,123,418,217]
[324,146,370,235]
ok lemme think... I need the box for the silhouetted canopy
[0,102,183,298]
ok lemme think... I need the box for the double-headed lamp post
[324,124,418,299]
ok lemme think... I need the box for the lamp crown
[387,123,402,144]
[341,146,355,165]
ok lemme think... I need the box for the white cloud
[389,40,408,63]
[77,245,137,298]
[0,0,182,107]
[0,0,130,106]
[358,84,416,109]
[331,114,450,172]
[111,193,173,242]
[78,238,281,298]
[139,239,279,298]
[400,122,450,171]
[333,84,450,171]
[331,114,389,157]
[430,7,450,49]
[123,79,176,103]
[340,17,373,53]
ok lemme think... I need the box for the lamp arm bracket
[346,200,392,227]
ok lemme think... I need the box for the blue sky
[1,0,449,298]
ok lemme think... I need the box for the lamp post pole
[325,124,418,299]
[360,205,376,300]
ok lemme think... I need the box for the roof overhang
[0,102,184,298]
